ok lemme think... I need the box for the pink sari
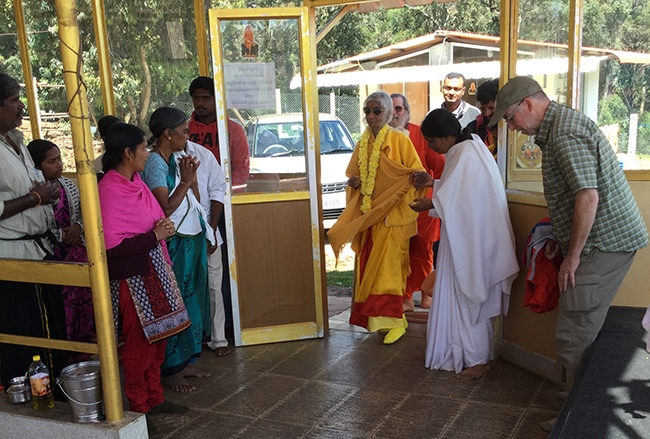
[99,169,170,261]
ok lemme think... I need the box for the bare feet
[181,365,211,378]
[402,298,414,312]
[455,363,492,380]
[214,346,231,357]
[420,294,432,309]
[162,374,196,392]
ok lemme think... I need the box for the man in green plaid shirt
[489,75,648,389]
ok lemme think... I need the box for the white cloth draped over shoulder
[174,141,227,247]
[425,134,519,373]
[169,142,216,247]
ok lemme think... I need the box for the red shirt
[188,112,250,187]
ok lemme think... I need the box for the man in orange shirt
[390,93,445,310]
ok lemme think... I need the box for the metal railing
[0,0,123,424]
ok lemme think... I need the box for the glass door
[209,7,326,346]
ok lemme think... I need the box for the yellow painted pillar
[498,0,518,87]
[568,0,583,109]
[194,0,210,77]
[54,0,123,423]
[13,0,41,139]
[91,0,116,116]
[304,3,327,334]
[497,0,518,182]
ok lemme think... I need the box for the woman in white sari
[410,109,519,379]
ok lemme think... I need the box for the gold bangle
[30,191,42,207]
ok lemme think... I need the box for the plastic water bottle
[28,355,54,411]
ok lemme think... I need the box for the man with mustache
[441,72,479,129]
[0,73,68,396]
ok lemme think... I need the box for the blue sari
[141,153,210,377]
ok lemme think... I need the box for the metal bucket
[56,361,104,423]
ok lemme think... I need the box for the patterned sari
[52,177,95,344]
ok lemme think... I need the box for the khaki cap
[487,76,543,128]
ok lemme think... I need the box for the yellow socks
[383,315,408,344]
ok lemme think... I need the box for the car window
[254,122,304,157]
[252,119,354,157]
[321,121,354,153]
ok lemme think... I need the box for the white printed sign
[224,62,276,109]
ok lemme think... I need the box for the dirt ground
[19,121,103,172]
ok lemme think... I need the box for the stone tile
[511,408,561,439]
[470,359,545,408]
[373,394,464,439]
[214,374,306,418]
[270,342,350,380]
[439,401,525,439]
[414,368,481,401]
[403,321,428,339]
[162,411,252,439]
[530,378,566,412]
[392,333,427,359]
[315,348,396,387]
[302,428,369,439]
[263,381,356,426]
[236,419,311,439]
[318,388,407,434]
[162,368,264,408]
[318,329,373,350]
[242,340,311,371]
[362,355,430,393]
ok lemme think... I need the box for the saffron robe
[404,122,445,299]
[328,128,424,331]
[425,135,519,372]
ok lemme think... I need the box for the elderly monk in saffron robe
[328,91,425,345]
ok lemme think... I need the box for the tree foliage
[0,0,649,137]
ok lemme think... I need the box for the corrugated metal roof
[291,56,608,89]
[318,30,650,74]
[315,0,451,13]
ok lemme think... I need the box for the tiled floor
[152,314,564,439]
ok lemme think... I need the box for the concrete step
[0,397,146,439]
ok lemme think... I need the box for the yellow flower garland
[358,124,390,214]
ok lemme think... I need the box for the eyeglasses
[443,86,463,92]
[394,106,405,112]
[503,99,525,124]
[363,107,383,115]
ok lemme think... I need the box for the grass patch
[326,270,353,287]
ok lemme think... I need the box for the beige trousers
[556,249,636,375]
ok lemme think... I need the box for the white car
[245,113,355,228]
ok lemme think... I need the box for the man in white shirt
[175,140,230,356]
[0,73,68,395]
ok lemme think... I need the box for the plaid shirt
[535,101,648,255]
